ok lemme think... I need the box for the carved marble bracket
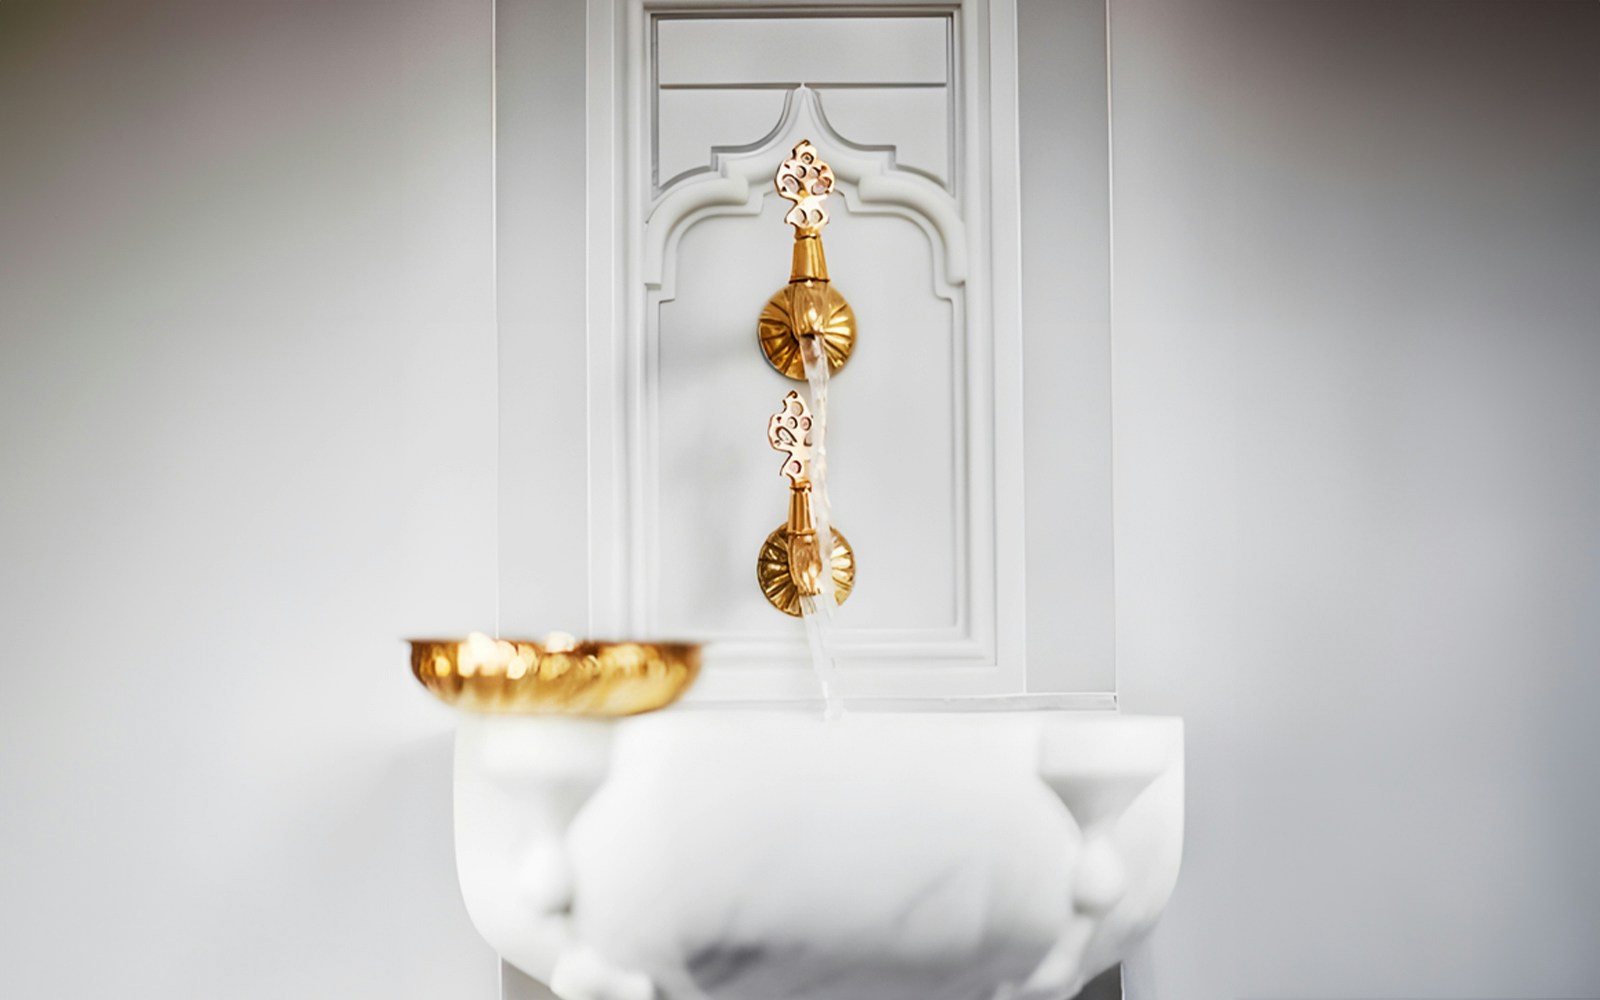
[454,710,1184,1000]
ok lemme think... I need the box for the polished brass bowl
[409,633,700,716]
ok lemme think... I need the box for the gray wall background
[2,1,1597,998]
[1112,2,1600,997]
[0,0,502,996]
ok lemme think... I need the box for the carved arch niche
[589,1,1027,698]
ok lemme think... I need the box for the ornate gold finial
[767,390,813,485]
[775,140,835,237]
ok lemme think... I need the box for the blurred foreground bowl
[409,633,700,716]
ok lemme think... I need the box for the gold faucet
[755,142,857,617]
[757,390,855,616]
[757,141,857,380]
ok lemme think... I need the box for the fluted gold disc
[757,525,856,617]
[758,283,856,380]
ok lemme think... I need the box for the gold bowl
[409,632,701,716]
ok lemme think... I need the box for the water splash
[797,333,844,722]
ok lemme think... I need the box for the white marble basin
[453,707,1183,1000]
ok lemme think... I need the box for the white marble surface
[453,709,1183,1000]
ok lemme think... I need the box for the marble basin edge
[452,703,1184,1000]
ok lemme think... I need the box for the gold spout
[758,141,857,380]
[787,280,832,339]
[757,391,855,616]
[786,489,821,598]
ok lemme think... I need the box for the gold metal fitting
[408,632,700,716]
[756,391,855,617]
[758,141,857,380]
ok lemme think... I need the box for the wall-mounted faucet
[758,390,854,616]
[756,141,856,617]
[757,140,856,379]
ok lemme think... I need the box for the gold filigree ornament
[409,632,700,715]
[776,140,835,237]
[758,140,857,379]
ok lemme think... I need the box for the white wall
[4,1,1598,998]
[1019,0,1117,694]
[1111,2,1600,997]
[0,0,499,995]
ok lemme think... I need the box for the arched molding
[644,88,967,299]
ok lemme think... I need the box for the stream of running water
[797,333,844,722]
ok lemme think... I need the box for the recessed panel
[654,195,957,639]
[656,89,791,188]
[816,88,952,188]
[573,0,1047,691]
[656,16,949,86]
